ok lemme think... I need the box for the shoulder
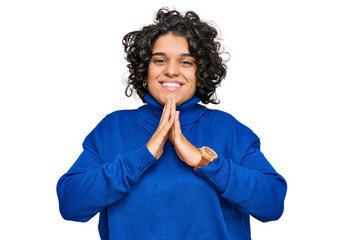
[202,108,259,141]
[104,109,138,122]
[87,109,139,135]
[203,108,237,122]
[83,109,139,145]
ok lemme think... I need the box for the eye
[152,59,166,65]
[180,60,193,66]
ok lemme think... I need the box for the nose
[164,61,180,77]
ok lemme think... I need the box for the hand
[146,96,176,159]
[169,109,202,168]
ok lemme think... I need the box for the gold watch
[194,146,218,170]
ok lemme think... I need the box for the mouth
[161,82,181,88]
[160,81,183,91]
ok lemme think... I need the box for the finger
[159,96,172,127]
[163,106,175,131]
[160,96,170,120]
[169,96,176,122]
[157,109,175,138]
[163,96,171,113]
[169,111,180,145]
[161,96,176,130]
[169,115,176,141]
[174,111,182,137]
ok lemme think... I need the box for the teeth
[162,82,181,88]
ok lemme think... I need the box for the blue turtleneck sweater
[57,94,287,240]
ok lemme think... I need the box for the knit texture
[57,94,287,240]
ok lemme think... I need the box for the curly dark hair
[122,7,227,104]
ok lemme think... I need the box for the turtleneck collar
[137,94,207,129]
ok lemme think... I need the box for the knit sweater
[57,94,287,240]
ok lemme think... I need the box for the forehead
[152,33,190,54]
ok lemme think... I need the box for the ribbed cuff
[195,156,230,193]
[121,144,158,179]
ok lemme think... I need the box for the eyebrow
[151,52,193,57]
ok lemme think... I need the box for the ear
[143,77,148,86]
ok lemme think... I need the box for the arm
[56,119,157,222]
[57,97,176,222]
[170,109,287,222]
[195,139,287,222]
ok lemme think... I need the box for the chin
[156,95,169,105]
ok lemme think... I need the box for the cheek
[147,66,155,81]
[187,69,197,87]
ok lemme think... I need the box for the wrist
[193,146,218,170]
[193,157,210,170]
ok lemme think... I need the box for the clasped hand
[146,96,201,168]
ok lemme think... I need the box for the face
[147,33,197,106]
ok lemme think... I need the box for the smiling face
[147,33,197,106]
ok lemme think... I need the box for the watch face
[205,147,217,157]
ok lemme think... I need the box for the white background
[1,0,361,239]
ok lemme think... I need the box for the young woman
[57,8,287,240]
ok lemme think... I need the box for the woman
[57,8,287,240]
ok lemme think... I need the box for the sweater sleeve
[195,120,287,222]
[56,116,157,222]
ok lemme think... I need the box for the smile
[161,82,181,88]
